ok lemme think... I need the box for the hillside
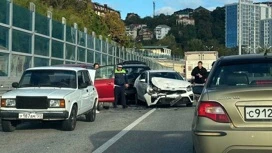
[13,0,128,46]
[125,7,238,57]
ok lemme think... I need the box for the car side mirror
[140,79,146,82]
[79,82,88,89]
[12,82,19,88]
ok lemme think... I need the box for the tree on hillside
[193,10,213,41]
[125,13,142,25]
[211,7,225,44]
[186,39,204,51]
[104,12,127,45]
[156,35,183,56]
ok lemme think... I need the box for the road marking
[92,108,156,153]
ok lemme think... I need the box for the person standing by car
[191,61,207,84]
[114,65,129,108]
[93,63,100,113]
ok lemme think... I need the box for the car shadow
[89,130,193,153]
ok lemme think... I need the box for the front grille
[16,96,49,109]
[160,90,186,95]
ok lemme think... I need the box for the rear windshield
[123,67,150,79]
[208,62,272,88]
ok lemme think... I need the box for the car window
[78,71,84,86]
[95,65,114,80]
[83,70,92,85]
[139,72,146,80]
[19,70,76,88]
[149,72,184,82]
[209,62,272,88]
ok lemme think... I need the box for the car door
[137,72,148,101]
[77,71,91,114]
[82,70,95,110]
[94,65,115,102]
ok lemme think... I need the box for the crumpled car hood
[151,77,191,90]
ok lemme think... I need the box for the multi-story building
[141,46,171,58]
[154,25,171,40]
[126,24,148,40]
[126,25,138,40]
[176,14,195,25]
[260,19,272,47]
[225,0,272,53]
[92,2,121,17]
[139,28,154,41]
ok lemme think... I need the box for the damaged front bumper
[144,92,194,106]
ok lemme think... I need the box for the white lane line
[93,108,156,153]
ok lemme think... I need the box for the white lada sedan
[0,66,98,132]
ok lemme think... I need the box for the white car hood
[2,88,75,99]
[151,77,191,90]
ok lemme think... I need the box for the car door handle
[107,82,112,85]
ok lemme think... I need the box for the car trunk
[207,87,272,129]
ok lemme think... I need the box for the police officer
[114,64,129,108]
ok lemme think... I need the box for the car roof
[146,70,177,73]
[122,64,150,68]
[27,66,87,71]
[54,64,94,68]
[118,60,147,65]
[219,54,272,63]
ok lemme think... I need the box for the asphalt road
[0,105,195,153]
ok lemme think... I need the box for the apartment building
[154,25,171,40]
[225,0,272,53]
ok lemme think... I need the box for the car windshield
[123,67,150,79]
[149,72,184,82]
[209,62,272,88]
[95,65,114,80]
[19,70,77,88]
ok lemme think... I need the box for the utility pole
[238,0,242,55]
[153,1,155,18]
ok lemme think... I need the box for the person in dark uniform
[191,61,208,84]
[114,65,129,108]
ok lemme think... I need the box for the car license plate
[170,95,182,106]
[245,107,272,120]
[18,113,43,119]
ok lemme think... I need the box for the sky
[92,0,265,19]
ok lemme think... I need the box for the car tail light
[198,101,230,123]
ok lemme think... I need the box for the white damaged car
[134,70,194,107]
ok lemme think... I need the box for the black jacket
[114,69,128,86]
[191,66,207,84]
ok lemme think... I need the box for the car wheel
[186,103,193,107]
[1,120,17,132]
[86,101,96,122]
[62,105,77,131]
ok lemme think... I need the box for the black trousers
[114,86,126,108]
